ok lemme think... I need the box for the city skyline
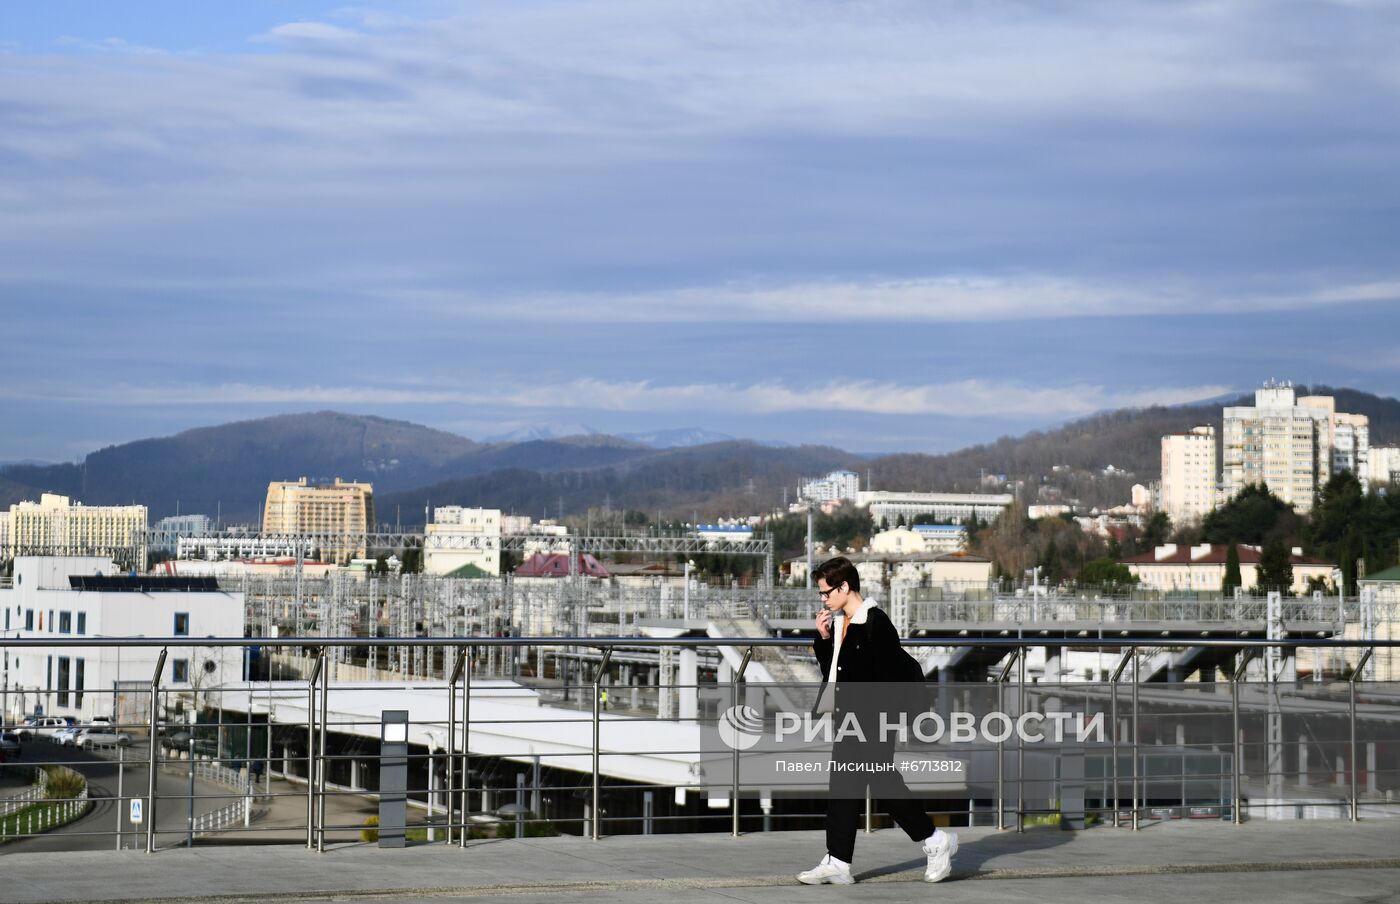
[5,2,1400,459]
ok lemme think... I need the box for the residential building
[1161,425,1217,524]
[0,556,243,723]
[1333,412,1371,486]
[424,506,501,576]
[261,478,375,562]
[0,512,9,556]
[856,490,1013,527]
[7,494,147,570]
[1222,383,1331,512]
[1367,446,1400,487]
[800,470,860,504]
[1122,543,1333,595]
[1027,504,1073,520]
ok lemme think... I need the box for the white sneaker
[922,831,958,883]
[797,853,855,885]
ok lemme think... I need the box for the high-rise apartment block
[262,478,375,562]
[1222,383,1370,512]
[1160,425,1217,524]
[1368,446,1400,487]
[800,470,860,503]
[6,494,148,569]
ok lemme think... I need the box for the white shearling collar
[846,596,877,624]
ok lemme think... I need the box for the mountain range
[1,386,1395,524]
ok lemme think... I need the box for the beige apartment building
[1222,383,1369,513]
[262,478,375,562]
[7,493,148,569]
[1160,424,1217,525]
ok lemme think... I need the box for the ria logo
[717,704,764,751]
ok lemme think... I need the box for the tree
[1254,539,1294,595]
[374,555,390,575]
[1202,484,1297,545]
[1222,543,1242,595]
[1142,511,1172,549]
[1075,557,1138,589]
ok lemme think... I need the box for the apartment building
[800,470,860,504]
[1160,425,1217,524]
[856,490,1014,527]
[261,478,375,562]
[1368,446,1400,487]
[1222,383,1369,512]
[7,494,148,570]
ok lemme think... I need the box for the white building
[1161,425,1217,525]
[857,490,1013,528]
[1333,411,1370,486]
[1222,384,1330,512]
[0,557,244,723]
[868,524,968,556]
[8,493,148,570]
[1122,543,1333,596]
[1367,446,1400,487]
[693,524,755,546]
[424,506,502,576]
[800,470,860,504]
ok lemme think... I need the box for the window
[3,610,7,631]
[74,659,85,709]
[76,612,86,635]
[172,659,189,683]
[24,609,33,631]
[173,612,189,636]
[58,611,72,634]
[57,657,70,707]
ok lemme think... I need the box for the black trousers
[824,735,933,863]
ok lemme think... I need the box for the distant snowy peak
[484,424,602,443]
[619,428,737,448]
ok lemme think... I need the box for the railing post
[1131,646,1139,831]
[1109,648,1133,828]
[460,644,472,849]
[317,648,330,852]
[591,646,613,841]
[995,649,1019,831]
[1350,648,1373,822]
[1230,649,1255,825]
[306,649,324,850]
[1017,645,1026,833]
[446,646,466,844]
[145,648,167,854]
[732,646,753,837]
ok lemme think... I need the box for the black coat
[813,604,923,685]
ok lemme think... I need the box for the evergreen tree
[1222,543,1242,595]
[1255,539,1294,595]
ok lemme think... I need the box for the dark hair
[813,555,860,593]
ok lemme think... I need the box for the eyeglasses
[818,585,843,600]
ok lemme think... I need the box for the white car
[15,717,76,741]
[75,728,132,749]
[52,726,83,746]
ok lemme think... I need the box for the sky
[3,1,1400,461]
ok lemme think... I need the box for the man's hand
[815,608,833,640]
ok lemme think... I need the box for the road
[1,739,237,851]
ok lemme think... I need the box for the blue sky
[3,1,1400,460]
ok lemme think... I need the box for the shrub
[360,814,379,843]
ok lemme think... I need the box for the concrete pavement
[1,818,1397,904]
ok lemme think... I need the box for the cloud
[0,377,1232,421]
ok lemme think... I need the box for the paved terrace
[5,820,1399,904]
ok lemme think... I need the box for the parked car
[0,731,21,757]
[75,728,132,749]
[15,716,76,741]
[52,726,84,746]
